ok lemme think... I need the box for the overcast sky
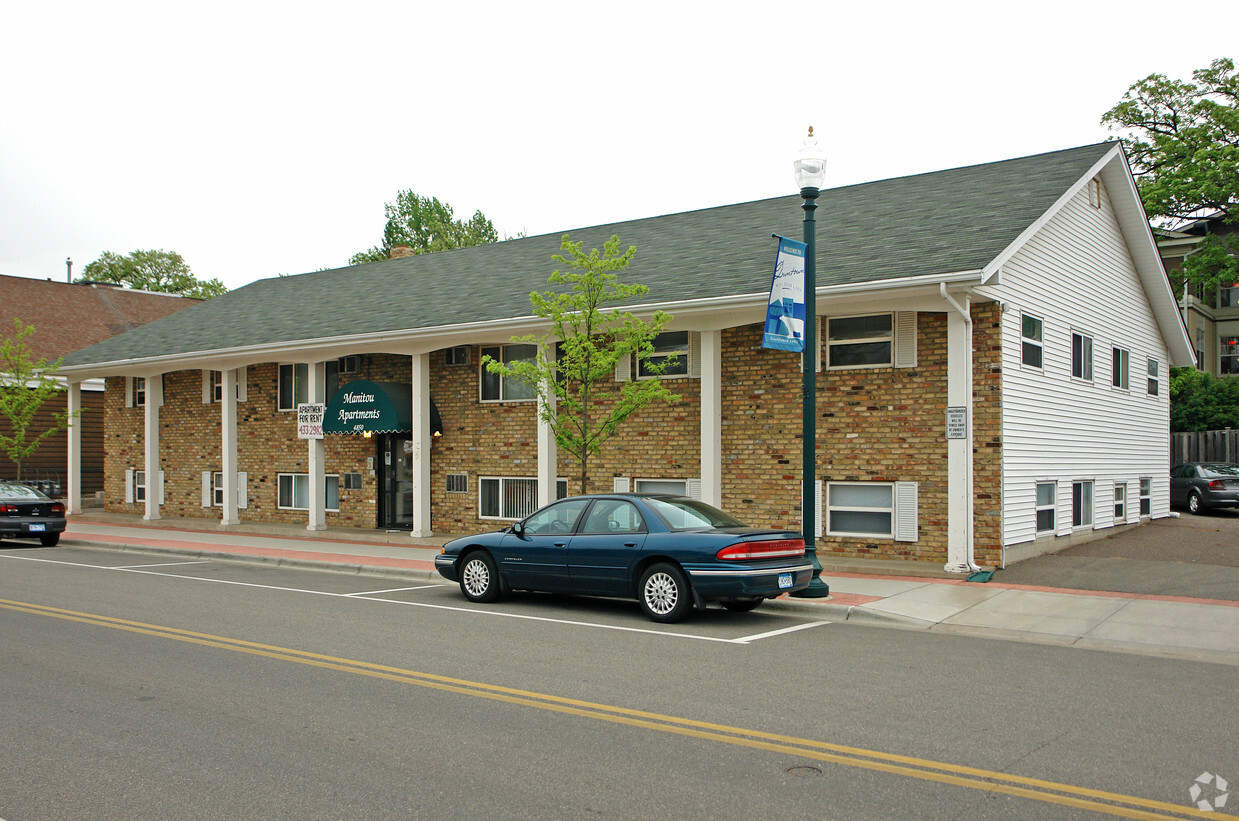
[3,1,1236,290]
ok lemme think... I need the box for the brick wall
[972,303,1004,567]
[429,346,700,531]
[101,308,1002,565]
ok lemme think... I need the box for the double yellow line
[2,597,1227,820]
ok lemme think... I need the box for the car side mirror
[511,521,524,536]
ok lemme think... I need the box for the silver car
[1170,463,1239,514]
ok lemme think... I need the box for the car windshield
[0,483,47,500]
[1200,464,1239,477]
[645,497,745,530]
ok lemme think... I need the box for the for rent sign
[297,403,325,439]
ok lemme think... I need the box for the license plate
[28,523,46,532]
[778,573,793,589]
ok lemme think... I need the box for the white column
[699,330,722,507]
[537,341,558,505]
[410,353,432,537]
[66,381,82,515]
[943,293,975,572]
[306,361,327,531]
[220,368,239,526]
[143,374,162,521]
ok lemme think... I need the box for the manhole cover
[787,766,823,778]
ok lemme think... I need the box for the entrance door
[378,434,414,529]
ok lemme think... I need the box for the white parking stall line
[0,553,749,644]
[733,620,830,644]
[345,585,440,597]
[110,560,213,570]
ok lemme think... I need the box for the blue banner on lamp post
[762,236,807,352]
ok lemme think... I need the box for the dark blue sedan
[435,494,812,622]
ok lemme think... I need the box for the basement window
[277,473,340,511]
[1035,482,1056,534]
[479,476,568,519]
[1072,481,1093,528]
[826,482,894,538]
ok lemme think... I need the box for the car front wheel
[638,563,692,623]
[459,552,501,603]
[1188,491,1203,515]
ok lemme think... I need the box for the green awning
[323,380,442,436]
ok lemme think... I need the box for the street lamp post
[791,127,830,598]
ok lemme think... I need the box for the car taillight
[1208,480,1225,490]
[51,502,65,515]
[716,539,805,560]
[0,504,16,514]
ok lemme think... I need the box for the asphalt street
[2,544,1236,820]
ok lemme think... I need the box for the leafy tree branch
[1103,58,1239,298]
[0,319,80,480]
[350,191,502,264]
[79,249,226,299]
[483,234,680,494]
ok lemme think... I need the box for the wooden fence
[1172,429,1239,465]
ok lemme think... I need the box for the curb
[60,538,443,582]
[766,595,934,629]
[58,537,1239,666]
[65,536,934,627]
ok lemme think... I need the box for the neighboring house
[1156,216,1239,375]
[0,275,197,495]
[58,142,1193,569]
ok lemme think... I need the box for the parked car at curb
[435,494,812,623]
[0,482,66,546]
[1170,463,1239,514]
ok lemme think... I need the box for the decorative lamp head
[793,126,827,192]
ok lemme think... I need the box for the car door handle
[624,542,637,547]
[554,543,567,548]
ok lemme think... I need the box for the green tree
[350,191,501,265]
[0,320,80,480]
[483,235,680,494]
[1169,367,1239,431]
[79,249,226,299]
[1103,58,1239,296]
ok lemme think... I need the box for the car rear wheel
[721,598,763,612]
[459,552,501,603]
[1188,491,1203,515]
[39,533,60,547]
[638,563,692,623]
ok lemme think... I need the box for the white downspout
[940,283,979,572]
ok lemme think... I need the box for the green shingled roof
[62,142,1115,369]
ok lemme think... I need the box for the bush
[1170,367,1239,431]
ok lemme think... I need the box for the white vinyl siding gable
[981,176,1172,548]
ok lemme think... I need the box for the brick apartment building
[59,142,1194,570]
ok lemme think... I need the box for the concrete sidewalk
[41,516,1239,667]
